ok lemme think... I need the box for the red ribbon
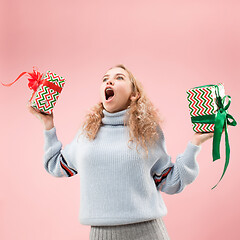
[1,67,62,102]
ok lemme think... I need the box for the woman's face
[100,67,133,113]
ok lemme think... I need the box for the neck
[102,108,130,126]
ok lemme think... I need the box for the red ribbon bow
[27,68,44,92]
[1,67,43,90]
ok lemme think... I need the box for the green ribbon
[191,85,237,189]
[191,114,215,124]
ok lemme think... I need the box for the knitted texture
[43,108,201,226]
[90,218,170,240]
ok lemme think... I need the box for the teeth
[105,88,114,94]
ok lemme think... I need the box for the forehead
[104,67,128,77]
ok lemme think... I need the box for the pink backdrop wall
[1,0,239,239]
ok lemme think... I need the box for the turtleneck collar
[102,108,130,126]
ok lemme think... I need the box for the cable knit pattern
[43,108,201,226]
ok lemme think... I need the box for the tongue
[108,96,114,101]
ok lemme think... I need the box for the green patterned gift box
[186,83,237,189]
[186,83,225,132]
[30,71,65,114]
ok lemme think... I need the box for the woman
[28,64,213,239]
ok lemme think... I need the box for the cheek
[117,85,132,98]
[100,86,105,99]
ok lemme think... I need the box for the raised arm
[27,103,79,178]
[150,128,202,194]
[43,126,79,177]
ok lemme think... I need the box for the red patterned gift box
[30,70,65,114]
[1,68,65,114]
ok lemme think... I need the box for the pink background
[0,0,239,239]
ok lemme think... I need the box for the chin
[103,105,113,113]
[104,107,118,113]
[106,109,116,113]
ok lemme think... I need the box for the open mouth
[105,87,115,101]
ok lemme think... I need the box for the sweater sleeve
[43,126,80,178]
[150,129,201,194]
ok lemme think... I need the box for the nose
[106,78,114,85]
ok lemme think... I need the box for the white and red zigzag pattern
[192,123,214,132]
[35,87,59,109]
[31,71,65,114]
[187,87,214,117]
[44,71,65,88]
[187,85,216,133]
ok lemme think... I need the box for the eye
[103,78,107,82]
[117,76,124,80]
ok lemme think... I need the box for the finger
[203,132,213,138]
[27,106,43,120]
[208,133,214,139]
[27,105,35,114]
[31,106,41,113]
[29,105,41,114]
[27,105,37,114]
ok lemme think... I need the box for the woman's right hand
[27,102,54,130]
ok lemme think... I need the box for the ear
[130,92,140,102]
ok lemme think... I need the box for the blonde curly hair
[79,64,163,159]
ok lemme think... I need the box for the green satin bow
[191,85,237,189]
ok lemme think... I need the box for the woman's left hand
[191,132,214,146]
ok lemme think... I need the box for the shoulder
[146,125,167,157]
[155,125,165,142]
[75,126,90,144]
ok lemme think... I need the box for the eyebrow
[102,73,126,79]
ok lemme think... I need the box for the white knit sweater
[43,108,201,226]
